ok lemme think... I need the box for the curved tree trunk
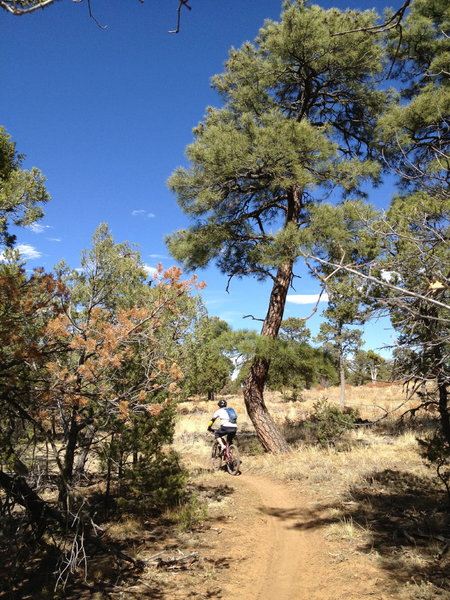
[243,188,304,453]
[243,260,293,453]
[244,355,290,453]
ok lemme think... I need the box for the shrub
[281,389,304,402]
[117,450,187,514]
[418,432,450,504]
[305,397,358,446]
[167,493,208,532]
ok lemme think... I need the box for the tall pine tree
[167,1,388,452]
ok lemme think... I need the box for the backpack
[225,407,237,424]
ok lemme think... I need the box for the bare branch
[168,0,191,34]
[302,251,450,313]
[0,0,58,15]
[331,0,412,37]
[86,0,107,29]
[243,314,265,322]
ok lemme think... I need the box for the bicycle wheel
[226,444,240,475]
[211,441,222,471]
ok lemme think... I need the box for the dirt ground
[138,467,392,600]
[219,473,386,600]
[199,472,388,600]
[2,454,444,600]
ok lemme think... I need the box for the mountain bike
[210,434,240,475]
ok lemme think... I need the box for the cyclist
[207,399,237,450]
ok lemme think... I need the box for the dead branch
[168,0,191,34]
[301,252,450,313]
[243,314,265,322]
[0,0,57,15]
[290,285,328,323]
[331,0,412,37]
[86,0,107,29]
[153,551,199,569]
[415,530,450,545]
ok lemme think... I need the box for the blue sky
[2,0,399,356]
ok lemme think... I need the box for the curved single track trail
[215,473,388,600]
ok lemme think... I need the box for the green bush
[281,389,304,402]
[169,493,208,532]
[118,450,187,514]
[305,398,358,446]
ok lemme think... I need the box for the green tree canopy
[181,313,233,400]
[378,0,450,197]
[0,127,49,247]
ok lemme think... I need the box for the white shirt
[213,407,237,429]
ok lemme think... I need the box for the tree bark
[74,424,96,480]
[339,349,346,410]
[59,412,81,504]
[243,187,302,453]
[426,308,450,449]
[244,354,290,453]
[438,376,450,446]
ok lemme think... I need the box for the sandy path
[225,474,322,600]
[217,473,389,600]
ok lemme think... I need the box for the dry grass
[175,381,428,432]
[174,383,450,600]
[174,383,430,494]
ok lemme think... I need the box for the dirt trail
[216,472,389,600]
[239,475,317,600]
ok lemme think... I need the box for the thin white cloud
[148,253,167,259]
[18,244,43,260]
[27,223,53,234]
[286,293,329,305]
[46,237,62,242]
[0,244,42,261]
[144,264,158,277]
[205,298,230,306]
[131,209,155,218]
[218,310,245,323]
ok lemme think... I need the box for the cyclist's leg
[211,439,222,470]
[214,426,227,449]
[226,429,236,445]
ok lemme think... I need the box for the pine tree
[0,127,49,247]
[168,1,387,452]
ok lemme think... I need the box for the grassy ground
[175,383,450,600]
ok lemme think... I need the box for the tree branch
[168,0,191,34]
[302,252,450,312]
[331,0,412,37]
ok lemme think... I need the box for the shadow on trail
[259,504,338,530]
[257,469,450,595]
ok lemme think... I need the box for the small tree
[0,229,204,585]
[182,313,233,400]
[350,349,390,385]
[315,282,366,409]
